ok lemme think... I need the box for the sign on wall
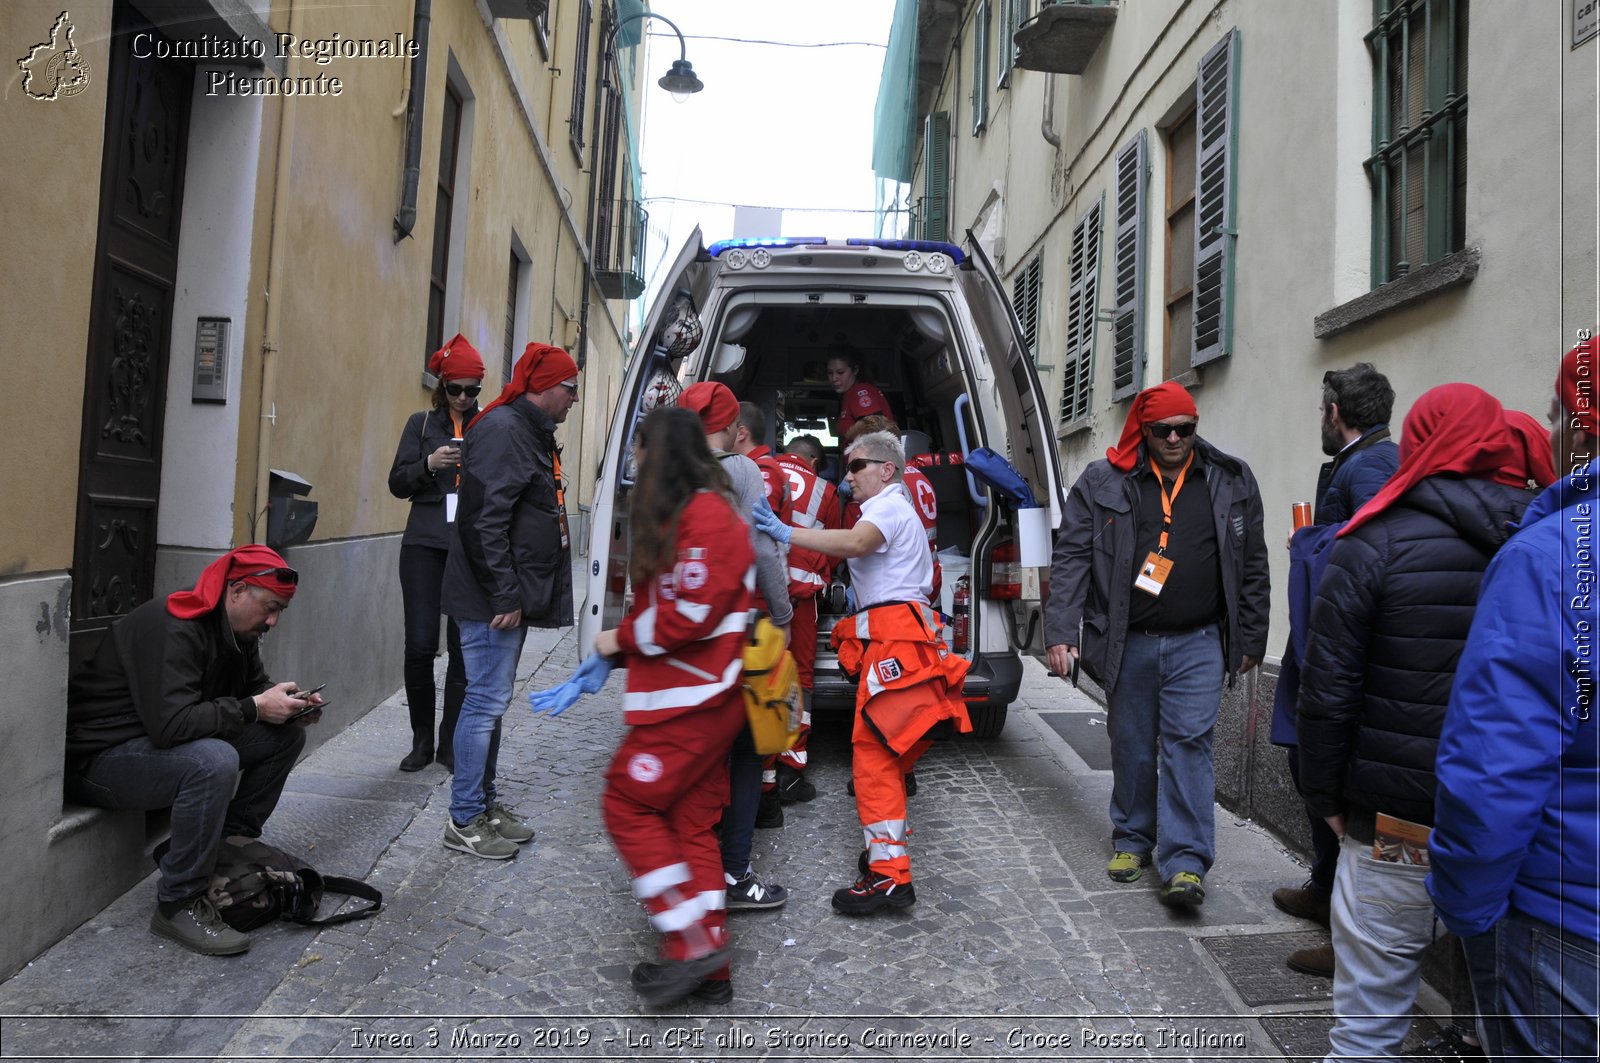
[1578,0,1598,48]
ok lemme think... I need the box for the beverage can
[1292,502,1313,530]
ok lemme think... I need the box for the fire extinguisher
[952,575,970,654]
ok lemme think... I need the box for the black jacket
[1044,438,1271,691]
[441,399,574,625]
[67,598,270,758]
[1297,475,1534,829]
[389,406,477,550]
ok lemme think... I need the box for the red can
[1292,502,1313,530]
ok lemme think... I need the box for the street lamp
[575,9,703,369]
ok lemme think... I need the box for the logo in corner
[18,11,91,102]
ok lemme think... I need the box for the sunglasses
[238,566,299,586]
[445,383,483,397]
[561,383,579,396]
[1146,421,1197,439]
[846,457,887,474]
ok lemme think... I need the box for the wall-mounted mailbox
[266,469,317,549]
[192,317,230,404]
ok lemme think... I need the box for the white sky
[634,1,897,307]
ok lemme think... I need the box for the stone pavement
[0,603,1465,1062]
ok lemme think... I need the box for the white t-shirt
[851,483,934,606]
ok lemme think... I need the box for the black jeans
[1286,745,1339,891]
[399,543,467,745]
[67,722,306,903]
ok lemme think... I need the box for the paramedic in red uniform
[827,345,893,440]
[753,429,970,916]
[588,407,756,1006]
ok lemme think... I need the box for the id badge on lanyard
[1135,454,1193,598]
[554,449,569,550]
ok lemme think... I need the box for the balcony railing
[594,198,648,300]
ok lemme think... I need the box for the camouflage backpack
[157,837,383,931]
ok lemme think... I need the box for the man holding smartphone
[66,544,325,957]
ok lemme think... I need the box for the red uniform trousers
[773,595,818,779]
[601,689,746,963]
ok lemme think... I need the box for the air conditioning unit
[484,0,549,20]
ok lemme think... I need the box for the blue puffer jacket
[1428,465,1600,942]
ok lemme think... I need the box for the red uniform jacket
[616,491,756,726]
[836,381,893,440]
[774,451,842,598]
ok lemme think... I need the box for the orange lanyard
[449,413,465,491]
[552,449,565,510]
[1149,453,1194,555]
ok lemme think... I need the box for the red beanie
[1559,333,1597,434]
[1105,380,1199,471]
[167,545,297,620]
[678,381,740,434]
[427,334,485,381]
[470,342,579,430]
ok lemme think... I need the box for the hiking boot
[1106,851,1151,883]
[725,869,788,910]
[443,813,518,860]
[630,949,730,1007]
[1420,1025,1486,1061]
[1272,881,1332,927]
[691,977,733,1005]
[754,789,784,829]
[398,735,433,773]
[831,872,916,915]
[150,895,251,956]
[1287,942,1335,978]
[1159,871,1206,908]
[488,803,534,844]
[775,764,816,803]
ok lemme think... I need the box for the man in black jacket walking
[441,342,578,860]
[1046,381,1269,908]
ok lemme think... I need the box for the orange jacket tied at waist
[831,601,972,753]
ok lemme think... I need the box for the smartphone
[287,699,328,721]
[293,682,327,698]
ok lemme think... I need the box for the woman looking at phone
[386,335,483,772]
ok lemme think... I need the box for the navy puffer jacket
[1296,475,1533,829]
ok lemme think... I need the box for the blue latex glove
[528,654,613,717]
[571,651,614,694]
[751,499,791,545]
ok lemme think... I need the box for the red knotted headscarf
[1559,332,1597,434]
[678,381,740,434]
[1105,380,1199,471]
[167,545,297,620]
[427,334,485,381]
[1504,410,1557,489]
[1339,383,1523,537]
[469,342,578,431]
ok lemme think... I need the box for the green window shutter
[1061,197,1103,426]
[1192,28,1239,368]
[1111,129,1147,400]
[997,0,1020,89]
[923,111,950,242]
[972,1,990,136]
[1012,254,1043,362]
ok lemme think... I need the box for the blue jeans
[66,722,306,903]
[1106,625,1224,879]
[449,620,525,824]
[721,725,762,876]
[1463,909,1600,1061]
[1325,834,1436,1062]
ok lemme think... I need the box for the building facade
[0,0,656,977]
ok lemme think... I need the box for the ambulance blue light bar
[707,237,829,257]
[845,238,966,264]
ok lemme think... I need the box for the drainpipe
[1041,71,1061,148]
[252,0,303,543]
[393,0,432,241]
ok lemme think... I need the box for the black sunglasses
[846,457,887,474]
[239,566,299,585]
[1146,421,1197,439]
[445,383,482,397]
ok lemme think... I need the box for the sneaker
[1106,851,1151,883]
[443,813,518,860]
[725,869,788,910]
[691,977,733,1005]
[754,789,784,829]
[630,949,730,1007]
[1272,881,1331,926]
[487,803,534,844]
[831,872,916,915]
[1286,941,1335,978]
[1159,870,1206,908]
[150,896,251,956]
[775,764,817,803]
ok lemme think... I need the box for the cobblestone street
[0,601,1461,1062]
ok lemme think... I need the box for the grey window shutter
[924,111,951,242]
[1192,28,1239,368]
[1111,130,1147,400]
[1061,198,1102,426]
[1013,255,1042,361]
